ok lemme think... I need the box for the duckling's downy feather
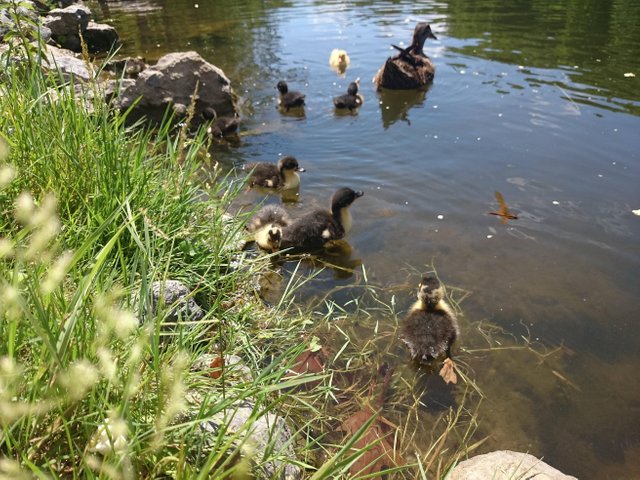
[246,156,304,190]
[401,276,458,363]
[277,81,305,111]
[280,187,363,252]
[333,80,363,110]
[248,205,290,252]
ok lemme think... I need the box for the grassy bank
[0,25,483,480]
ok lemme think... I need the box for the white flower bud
[41,251,74,294]
[0,165,15,188]
[14,192,34,224]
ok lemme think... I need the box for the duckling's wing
[281,211,341,251]
[247,163,281,188]
[402,312,455,362]
[333,94,351,109]
[286,92,306,107]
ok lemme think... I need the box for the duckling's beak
[297,167,305,172]
[429,31,437,40]
[355,190,364,198]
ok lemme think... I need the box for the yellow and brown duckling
[329,48,350,75]
[280,187,364,252]
[333,79,364,111]
[247,205,291,252]
[401,275,459,384]
[202,107,240,138]
[276,81,306,111]
[246,155,305,190]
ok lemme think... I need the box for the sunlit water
[91,0,640,477]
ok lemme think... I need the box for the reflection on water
[89,0,640,478]
[377,87,428,128]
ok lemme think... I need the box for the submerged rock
[103,56,147,78]
[446,450,578,480]
[113,51,237,128]
[84,21,118,53]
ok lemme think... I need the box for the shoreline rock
[113,51,238,128]
[447,450,578,480]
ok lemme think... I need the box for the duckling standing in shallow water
[333,79,364,111]
[247,205,291,252]
[202,107,240,138]
[246,156,305,191]
[329,49,350,75]
[280,187,364,252]
[276,81,306,111]
[401,275,459,384]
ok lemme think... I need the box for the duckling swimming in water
[333,79,364,111]
[276,81,306,111]
[280,187,364,252]
[247,204,291,252]
[401,275,459,384]
[329,49,350,75]
[246,156,305,190]
[202,107,240,138]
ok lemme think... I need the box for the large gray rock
[447,451,578,480]
[148,279,205,327]
[40,43,92,81]
[42,4,90,51]
[198,400,302,479]
[84,21,118,53]
[1,1,49,42]
[114,51,237,127]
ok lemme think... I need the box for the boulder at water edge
[446,450,578,480]
[113,51,237,128]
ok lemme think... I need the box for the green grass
[0,11,486,478]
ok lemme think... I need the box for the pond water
[90,0,640,477]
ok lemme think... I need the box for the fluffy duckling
[329,49,350,75]
[401,275,459,384]
[246,156,305,190]
[276,81,306,111]
[247,205,291,252]
[280,187,364,252]
[202,107,240,138]
[333,79,364,111]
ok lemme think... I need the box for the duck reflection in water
[377,86,429,129]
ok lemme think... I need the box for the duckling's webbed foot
[439,358,457,385]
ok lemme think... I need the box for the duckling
[202,107,240,138]
[276,81,306,111]
[401,275,459,384]
[246,156,305,191]
[329,49,350,75]
[333,79,364,111]
[247,205,291,252]
[280,187,364,252]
